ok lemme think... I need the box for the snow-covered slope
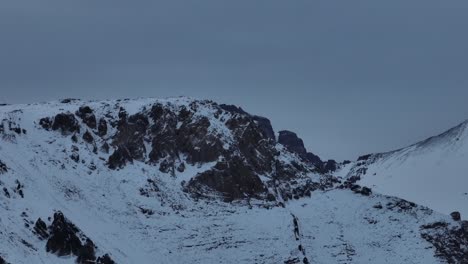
[0,98,466,263]
[346,120,468,217]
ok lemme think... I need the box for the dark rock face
[39,117,52,130]
[36,211,114,264]
[219,104,248,115]
[34,218,49,240]
[46,212,83,257]
[76,106,97,129]
[186,157,267,201]
[421,221,468,263]
[97,254,116,264]
[278,130,307,157]
[322,159,337,173]
[109,112,149,169]
[52,113,80,134]
[83,130,94,144]
[357,154,373,161]
[278,130,323,167]
[108,147,133,170]
[252,115,275,141]
[98,118,108,136]
[76,239,97,264]
[41,100,329,202]
[451,212,462,221]
[305,152,322,167]
[0,256,7,264]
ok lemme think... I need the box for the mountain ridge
[0,97,467,263]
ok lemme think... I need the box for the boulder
[34,218,49,240]
[52,113,80,134]
[46,212,83,257]
[76,106,97,129]
[82,130,94,143]
[451,211,461,221]
[97,254,116,264]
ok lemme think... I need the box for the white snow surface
[0,98,455,263]
[349,120,468,217]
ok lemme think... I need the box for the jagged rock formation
[0,97,466,263]
[33,211,115,264]
[35,99,322,202]
[421,221,468,263]
[278,130,326,170]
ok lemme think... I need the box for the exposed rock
[39,211,114,263]
[186,157,267,201]
[97,254,116,264]
[219,104,248,115]
[357,154,372,161]
[83,130,94,144]
[0,160,7,174]
[360,187,372,196]
[451,211,461,221]
[108,112,149,168]
[322,159,337,173]
[98,118,108,137]
[421,220,468,263]
[3,187,10,198]
[46,212,83,257]
[101,142,110,153]
[278,130,307,158]
[305,152,322,167]
[108,147,133,169]
[76,239,97,264]
[39,117,52,130]
[34,218,49,240]
[252,115,275,141]
[60,98,80,104]
[52,113,80,135]
[76,106,97,129]
[0,256,7,264]
[278,130,322,167]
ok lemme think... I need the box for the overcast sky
[1,1,468,160]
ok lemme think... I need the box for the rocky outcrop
[278,130,323,168]
[252,116,275,141]
[97,254,116,264]
[421,221,468,263]
[451,212,461,221]
[278,131,307,157]
[51,113,80,135]
[39,99,328,202]
[33,218,49,240]
[46,212,84,257]
[185,157,268,201]
[98,118,108,137]
[108,111,149,169]
[34,211,115,264]
[322,159,337,173]
[76,106,97,129]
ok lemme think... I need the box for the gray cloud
[1,0,468,160]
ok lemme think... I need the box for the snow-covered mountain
[345,120,468,217]
[0,98,466,264]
